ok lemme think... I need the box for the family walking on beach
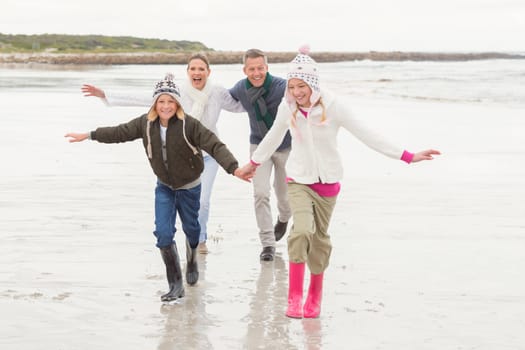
[65,45,439,317]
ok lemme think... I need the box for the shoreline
[1,51,524,65]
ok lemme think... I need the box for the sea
[1,58,524,106]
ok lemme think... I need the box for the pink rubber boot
[303,272,323,318]
[285,262,305,318]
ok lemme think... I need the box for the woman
[67,74,252,302]
[240,46,440,318]
[81,53,245,254]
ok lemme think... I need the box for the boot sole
[161,290,185,302]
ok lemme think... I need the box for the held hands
[64,132,89,143]
[234,163,258,182]
[412,149,441,163]
[81,84,106,98]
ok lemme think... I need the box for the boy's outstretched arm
[64,132,89,143]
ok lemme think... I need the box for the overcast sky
[1,0,524,52]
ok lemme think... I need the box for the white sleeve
[337,101,403,159]
[217,87,245,113]
[105,91,151,107]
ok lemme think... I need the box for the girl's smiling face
[287,78,312,107]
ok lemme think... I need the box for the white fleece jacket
[251,89,405,184]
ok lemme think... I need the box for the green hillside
[0,33,210,53]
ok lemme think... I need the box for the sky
[1,0,524,52]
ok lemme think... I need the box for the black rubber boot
[185,239,199,285]
[274,217,288,242]
[260,246,276,261]
[159,243,185,302]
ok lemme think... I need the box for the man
[230,49,292,261]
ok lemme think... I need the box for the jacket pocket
[188,153,204,172]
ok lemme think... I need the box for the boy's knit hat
[286,45,321,105]
[152,73,183,108]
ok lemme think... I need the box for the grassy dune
[1,33,523,64]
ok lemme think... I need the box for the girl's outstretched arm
[411,149,441,163]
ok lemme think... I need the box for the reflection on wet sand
[157,255,214,349]
[242,254,324,349]
[243,254,292,349]
[157,249,325,349]
[302,318,323,350]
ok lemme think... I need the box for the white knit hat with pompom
[286,45,320,105]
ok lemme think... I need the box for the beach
[1,62,524,349]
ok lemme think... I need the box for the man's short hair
[243,48,268,65]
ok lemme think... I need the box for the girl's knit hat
[286,45,321,105]
[152,73,184,109]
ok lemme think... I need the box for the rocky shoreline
[1,51,523,65]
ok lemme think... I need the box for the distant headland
[2,51,524,65]
[0,33,523,65]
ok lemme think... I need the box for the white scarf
[184,80,212,121]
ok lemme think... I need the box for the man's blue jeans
[153,181,201,249]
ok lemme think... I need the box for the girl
[240,46,440,318]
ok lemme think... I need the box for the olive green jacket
[91,113,239,189]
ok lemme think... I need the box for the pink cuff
[250,159,260,167]
[401,150,414,164]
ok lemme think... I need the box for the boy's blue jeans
[153,181,201,249]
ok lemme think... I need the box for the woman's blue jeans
[153,181,201,249]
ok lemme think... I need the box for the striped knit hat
[152,73,183,108]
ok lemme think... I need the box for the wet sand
[1,95,524,349]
